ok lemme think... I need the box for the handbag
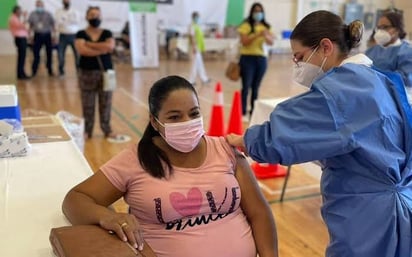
[225,61,241,81]
[102,69,117,91]
[225,45,241,81]
[97,56,117,91]
[49,225,154,257]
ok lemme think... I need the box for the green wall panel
[225,0,244,26]
[1,0,17,29]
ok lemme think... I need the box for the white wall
[1,0,410,55]
[244,0,404,51]
[244,0,391,35]
[398,0,412,40]
[0,0,228,54]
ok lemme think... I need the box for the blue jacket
[245,56,412,257]
[366,41,412,88]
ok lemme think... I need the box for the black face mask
[88,18,101,28]
[63,3,70,9]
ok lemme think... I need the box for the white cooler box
[0,85,21,121]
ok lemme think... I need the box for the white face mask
[156,117,205,153]
[293,47,327,88]
[373,29,392,46]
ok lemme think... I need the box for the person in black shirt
[75,6,128,143]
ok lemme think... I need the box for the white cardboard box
[0,85,18,107]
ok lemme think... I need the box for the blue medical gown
[245,63,412,257]
[366,41,412,88]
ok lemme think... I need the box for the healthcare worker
[365,9,412,102]
[227,10,412,257]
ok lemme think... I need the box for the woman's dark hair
[381,9,406,39]
[12,5,21,14]
[86,6,100,16]
[291,10,363,55]
[137,75,198,178]
[245,2,271,33]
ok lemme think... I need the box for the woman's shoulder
[204,136,236,161]
[328,62,375,82]
[316,63,386,99]
[101,29,113,37]
[101,144,142,174]
[399,41,412,54]
[237,21,251,33]
[76,29,87,37]
[204,135,230,147]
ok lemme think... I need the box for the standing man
[55,0,80,76]
[8,5,30,80]
[188,11,210,86]
[28,0,56,77]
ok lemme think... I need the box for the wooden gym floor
[0,51,328,256]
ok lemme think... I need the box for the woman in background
[238,2,274,122]
[8,5,30,80]
[75,6,127,142]
[365,9,412,102]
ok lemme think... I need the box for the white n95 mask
[293,62,325,88]
[292,46,327,88]
[374,29,392,46]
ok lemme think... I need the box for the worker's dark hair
[380,9,406,39]
[291,10,363,55]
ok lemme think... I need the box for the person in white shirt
[55,0,80,76]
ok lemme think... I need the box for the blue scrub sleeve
[244,90,353,165]
[397,45,412,87]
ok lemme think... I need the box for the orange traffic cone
[227,91,243,135]
[251,162,287,179]
[208,82,225,136]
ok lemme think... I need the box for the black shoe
[17,75,31,80]
[48,71,55,77]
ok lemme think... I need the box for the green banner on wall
[1,0,17,29]
[129,2,157,13]
[225,0,244,26]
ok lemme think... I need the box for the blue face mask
[36,7,44,12]
[193,17,200,24]
[253,12,264,22]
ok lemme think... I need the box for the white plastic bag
[56,111,85,152]
[103,69,117,91]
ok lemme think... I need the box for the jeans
[14,37,28,78]
[58,33,78,75]
[239,55,268,115]
[32,32,53,76]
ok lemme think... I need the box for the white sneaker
[202,79,211,85]
[242,115,249,122]
[106,134,131,144]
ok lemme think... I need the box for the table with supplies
[0,115,93,257]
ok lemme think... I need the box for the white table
[170,37,238,56]
[249,97,290,126]
[0,139,93,256]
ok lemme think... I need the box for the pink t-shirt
[8,14,28,38]
[101,136,256,257]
